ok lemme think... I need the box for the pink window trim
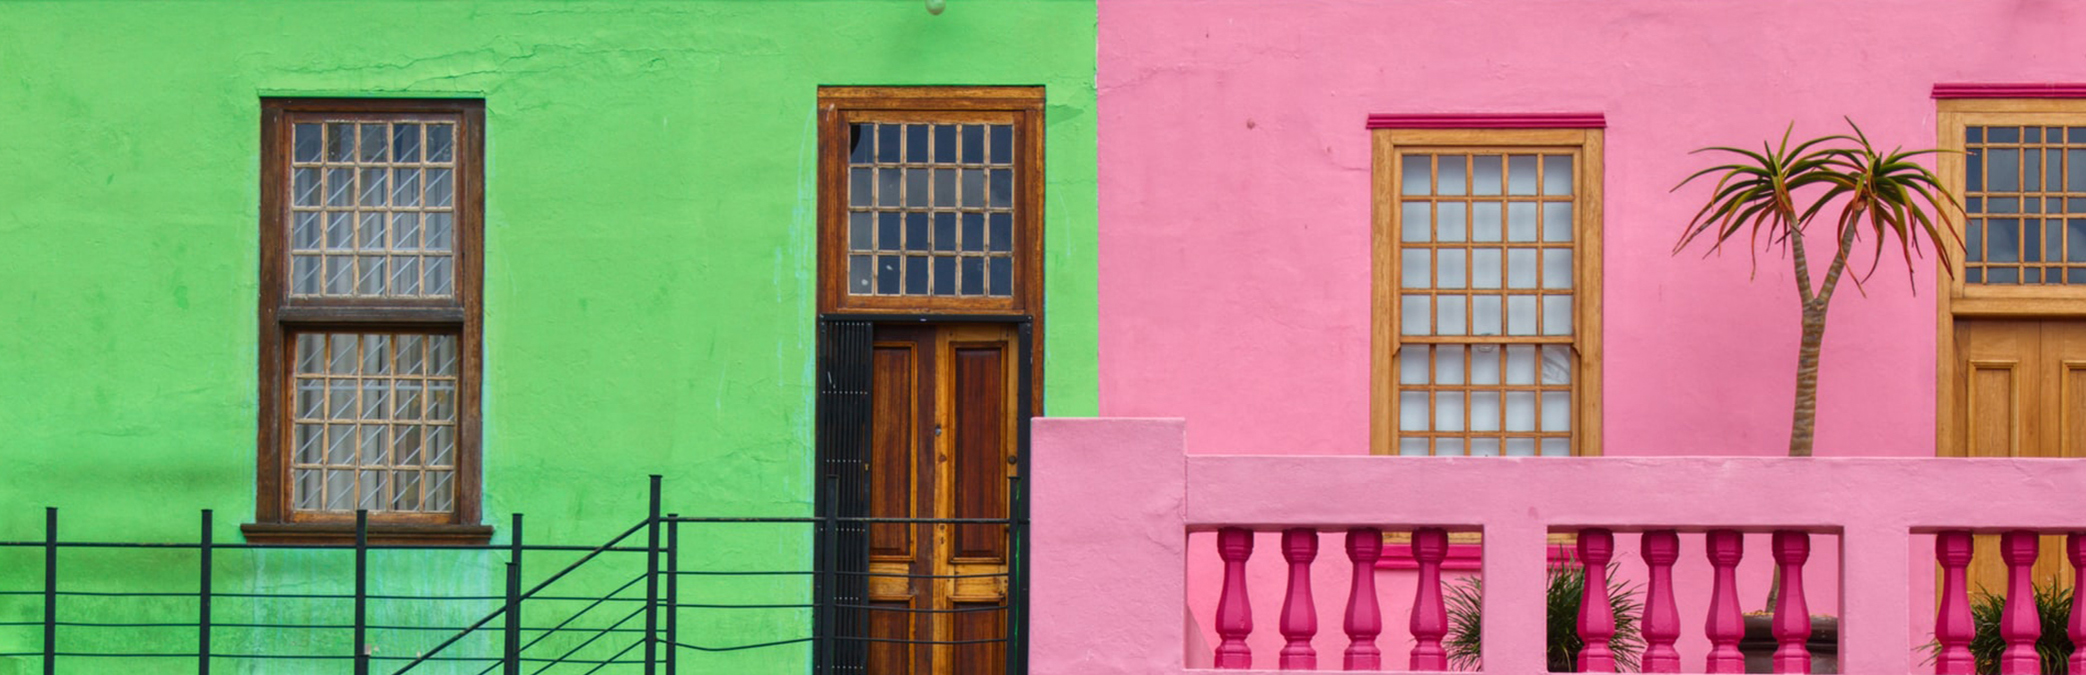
[1933,83,2086,99]
[1374,542,1578,571]
[1365,113,1606,130]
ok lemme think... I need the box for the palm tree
[1674,120,1959,457]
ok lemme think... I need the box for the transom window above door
[1959,124,2086,285]
[1370,122,1604,457]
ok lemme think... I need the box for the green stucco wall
[0,1,1097,672]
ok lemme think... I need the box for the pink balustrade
[1033,419,2086,674]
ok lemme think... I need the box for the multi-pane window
[818,87,1043,317]
[253,99,484,542]
[1960,124,2086,285]
[1371,127,1603,457]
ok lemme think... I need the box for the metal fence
[0,475,1029,674]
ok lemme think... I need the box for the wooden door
[864,323,1018,675]
[1947,319,2086,591]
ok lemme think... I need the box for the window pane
[289,331,461,515]
[283,117,461,301]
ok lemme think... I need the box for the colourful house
[0,1,1094,673]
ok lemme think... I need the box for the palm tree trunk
[1787,305,1826,458]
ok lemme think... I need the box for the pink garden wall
[1095,0,2086,670]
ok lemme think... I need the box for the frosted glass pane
[1507,203,1539,242]
[1469,438,1501,457]
[1400,437,1430,456]
[1540,438,1570,457]
[1541,345,1573,385]
[1471,392,1501,432]
[1403,249,1432,288]
[1403,202,1432,242]
[1472,156,1503,195]
[1543,249,1573,289]
[1402,295,1431,335]
[1542,155,1573,195]
[1542,391,1571,432]
[1435,438,1465,456]
[1433,345,1464,385]
[1400,391,1430,431]
[1508,155,1538,195]
[1504,392,1536,432]
[1440,156,1466,196]
[1471,346,1501,385]
[1507,249,1538,288]
[1472,249,1502,289]
[1436,295,1467,335]
[1435,393,1465,432]
[1472,295,1502,336]
[1507,296,1538,335]
[1505,345,1537,385]
[1438,249,1467,289]
[1543,295,1573,335]
[1506,438,1538,457]
[1543,202,1573,242]
[1472,202,1503,242]
[1403,155,1432,195]
[1399,346,1429,385]
[1437,202,1467,242]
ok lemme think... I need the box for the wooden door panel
[1954,320,2080,592]
[1966,361,2023,459]
[949,343,1011,561]
[870,344,918,559]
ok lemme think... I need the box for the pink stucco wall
[1096,0,2086,458]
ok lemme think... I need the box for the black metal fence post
[817,477,838,675]
[42,507,55,675]
[199,509,213,675]
[1008,475,1029,675]
[665,513,679,675]
[353,509,369,675]
[644,475,661,675]
[503,512,524,675]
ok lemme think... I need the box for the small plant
[1925,580,2075,675]
[1443,551,1645,672]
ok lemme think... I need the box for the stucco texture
[0,1,1096,672]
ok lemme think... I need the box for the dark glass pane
[2072,269,2086,284]
[849,212,872,250]
[989,213,1012,252]
[2072,127,2086,144]
[2071,220,2086,262]
[2026,127,2043,143]
[1967,219,1984,262]
[327,123,354,161]
[392,125,421,162]
[294,124,322,162]
[2024,219,2042,262]
[878,168,901,207]
[989,169,1012,208]
[905,124,929,163]
[849,124,871,164]
[2049,150,2065,191]
[1968,149,1983,191]
[2071,151,2086,192]
[1990,218,2019,262]
[961,257,984,295]
[2069,198,2086,214]
[2050,221,2065,262]
[2047,267,2065,284]
[1967,127,1984,143]
[905,168,928,207]
[905,256,929,294]
[358,125,386,162]
[2050,127,2065,141]
[1989,149,2020,192]
[961,125,984,164]
[933,257,956,295]
[1967,197,1983,213]
[989,125,1013,164]
[933,213,957,252]
[934,125,957,163]
[1989,197,2018,214]
[876,255,900,294]
[961,213,985,252]
[2024,149,2043,190]
[878,212,902,250]
[850,168,873,207]
[1990,126,2020,143]
[2024,267,2042,283]
[876,125,901,163]
[1967,268,1984,283]
[904,213,929,252]
[848,255,873,293]
[1989,267,2019,284]
[426,125,452,162]
[988,257,1012,296]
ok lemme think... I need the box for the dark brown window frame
[816,87,1046,318]
[247,98,488,545]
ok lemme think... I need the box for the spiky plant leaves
[1443,553,1645,672]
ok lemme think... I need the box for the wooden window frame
[247,98,489,545]
[1934,96,2086,458]
[816,87,1045,318]
[1368,127,1605,456]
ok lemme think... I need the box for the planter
[1739,614,1838,674]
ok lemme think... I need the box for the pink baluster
[2069,534,2086,675]
[1705,530,1746,674]
[1410,527,1450,671]
[1639,530,1682,673]
[1576,529,1617,672]
[1344,528,1383,671]
[1279,529,1319,670]
[1934,531,1975,675]
[1998,530,2040,675]
[1214,527,1255,669]
[1771,530,1812,674]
